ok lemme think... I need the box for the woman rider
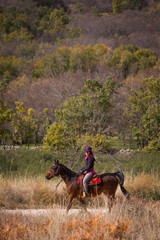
[78,146,95,197]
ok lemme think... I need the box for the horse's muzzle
[45,175,51,180]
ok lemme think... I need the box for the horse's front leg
[66,194,74,214]
[77,196,88,212]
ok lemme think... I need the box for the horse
[46,160,130,213]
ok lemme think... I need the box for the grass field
[0,149,160,176]
[0,149,160,239]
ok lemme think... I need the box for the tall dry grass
[0,172,160,208]
[0,175,68,209]
[0,172,160,239]
[0,200,160,240]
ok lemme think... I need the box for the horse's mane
[60,163,76,177]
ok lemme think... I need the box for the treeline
[0,0,160,152]
[1,75,160,151]
[0,44,157,88]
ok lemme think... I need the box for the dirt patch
[1,208,108,216]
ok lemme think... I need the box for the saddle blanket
[78,174,101,185]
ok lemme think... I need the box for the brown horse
[46,160,130,213]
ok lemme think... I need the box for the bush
[110,45,158,77]
[43,122,71,151]
[113,0,143,14]
[76,133,106,151]
[32,44,108,78]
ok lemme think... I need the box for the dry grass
[0,175,68,209]
[0,200,160,240]
[0,172,160,209]
[0,173,160,239]
[125,172,160,201]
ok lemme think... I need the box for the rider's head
[84,146,93,155]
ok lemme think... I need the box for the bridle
[51,164,61,176]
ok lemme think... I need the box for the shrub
[113,0,143,14]
[127,172,160,201]
[110,45,158,77]
[43,122,71,151]
[32,44,108,78]
[76,133,106,151]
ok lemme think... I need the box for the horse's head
[45,160,61,180]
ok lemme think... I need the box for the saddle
[78,173,101,197]
[78,173,101,186]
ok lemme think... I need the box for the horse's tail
[115,171,130,200]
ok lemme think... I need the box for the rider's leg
[83,172,92,197]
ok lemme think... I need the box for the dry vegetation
[0,172,160,239]
[0,199,160,240]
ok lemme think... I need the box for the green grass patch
[0,149,160,177]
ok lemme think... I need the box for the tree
[110,45,158,78]
[24,108,36,148]
[11,101,27,146]
[11,102,36,147]
[113,0,143,14]
[127,77,160,150]
[43,122,71,151]
[0,101,12,148]
[44,78,116,151]
[113,0,122,14]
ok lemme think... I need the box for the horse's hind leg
[104,193,115,212]
[108,195,115,212]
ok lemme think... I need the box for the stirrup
[83,192,88,198]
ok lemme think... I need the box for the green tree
[113,0,143,14]
[32,44,109,78]
[49,8,69,34]
[0,56,26,88]
[11,101,27,146]
[43,122,71,151]
[44,78,116,151]
[113,0,122,14]
[127,77,160,150]
[0,102,12,147]
[24,108,36,148]
[110,45,158,78]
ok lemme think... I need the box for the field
[0,150,160,239]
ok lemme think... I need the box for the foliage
[36,7,69,35]
[43,78,116,151]
[0,149,160,177]
[11,101,28,145]
[127,77,160,149]
[49,8,69,34]
[0,102,12,144]
[113,0,143,14]
[32,44,109,78]
[76,133,106,151]
[0,212,131,240]
[66,27,82,39]
[0,56,25,87]
[110,45,158,77]
[0,5,70,43]
[43,122,71,151]
[0,6,30,34]
[61,214,131,240]
[127,172,160,201]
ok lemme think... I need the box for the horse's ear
[55,160,59,165]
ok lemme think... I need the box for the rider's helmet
[84,146,92,152]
